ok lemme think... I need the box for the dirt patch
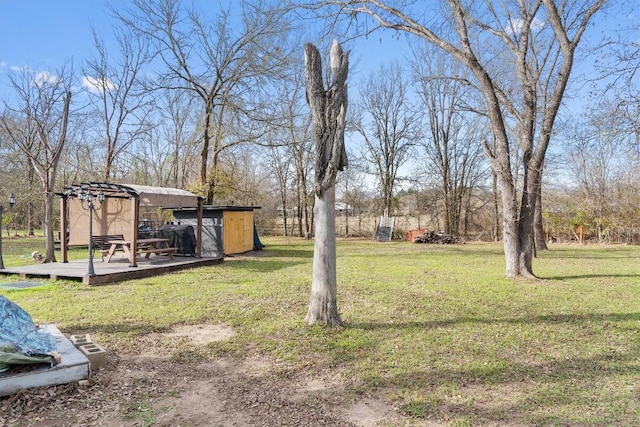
[344,398,403,426]
[0,323,415,426]
[162,323,236,345]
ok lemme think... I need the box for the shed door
[223,211,254,254]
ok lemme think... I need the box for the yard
[1,237,639,426]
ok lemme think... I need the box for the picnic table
[103,238,177,263]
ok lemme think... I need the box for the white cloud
[10,65,28,73]
[508,17,546,35]
[33,71,60,87]
[82,75,117,94]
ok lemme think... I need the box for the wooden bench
[136,247,178,258]
[91,234,125,260]
[54,230,70,249]
[103,238,177,263]
[134,239,178,259]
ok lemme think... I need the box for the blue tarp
[253,222,264,250]
[0,295,56,356]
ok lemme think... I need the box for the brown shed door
[223,211,254,254]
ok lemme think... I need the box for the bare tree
[0,112,40,236]
[291,121,314,239]
[281,65,314,238]
[1,66,73,262]
[83,25,154,181]
[116,0,293,202]
[130,125,173,187]
[156,88,200,188]
[563,101,626,242]
[218,145,267,205]
[260,61,314,237]
[411,43,487,235]
[304,40,349,326]
[336,149,365,236]
[267,143,294,235]
[354,61,421,214]
[309,0,606,278]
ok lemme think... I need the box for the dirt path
[1,324,419,427]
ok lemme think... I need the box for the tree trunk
[304,40,348,326]
[517,197,536,277]
[297,190,303,237]
[533,177,548,252]
[43,194,57,262]
[500,185,520,278]
[27,162,35,236]
[345,207,349,236]
[515,161,544,278]
[492,171,500,242]
[306,199,313,238]
[283,213,289,237]
[43,90,71,263]
[43,175,57,263]
[201,97,213,202]
[305,187,341,325]
[28,202,34,236]
[489,141,536,279]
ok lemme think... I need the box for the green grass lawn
[2,236,640,425]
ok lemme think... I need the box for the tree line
[1,0,638,277]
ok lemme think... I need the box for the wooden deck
[0,255,223,285]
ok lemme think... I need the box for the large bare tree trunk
[304,40,349,326]
[308,187,340,324]
[499,179,521,278]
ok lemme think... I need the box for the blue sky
[0,1,116,72]
[0,1,635,103]
[0,1,413,100]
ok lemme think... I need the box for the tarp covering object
[253,223,264,250]
[0,296,57,372]
[157,224,197,256]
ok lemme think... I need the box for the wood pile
[413,231,463,244]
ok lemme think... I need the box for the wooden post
[196,198,203,257]
[60,196,69,263]
[129,196,139,267]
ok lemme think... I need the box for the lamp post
[77,188,105,277]
[0,192,16,270]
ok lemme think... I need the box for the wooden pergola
[58,183,204,267]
